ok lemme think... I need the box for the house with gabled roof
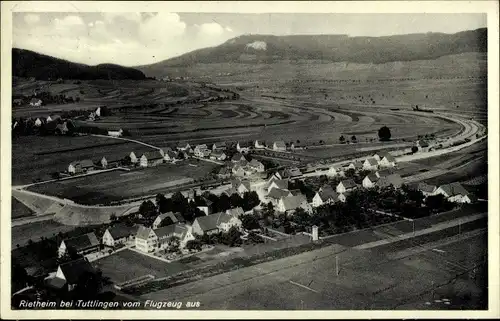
[346,161,363,171]
[135,226,157,253]
[212,142,227,151]
[226,207,245,218]
[336,179,358,194]
[254,140,266,149]
[210,150,227,161]
[377,173,403,189]
[48,258,95,292]
[102,224,138,247]
[291,142,306,150]
[266,188,293,203]
[363,158,379,171]
[108,128,123,137]
[267,179,289,194]
[154,223,195,250]
[249,159,265,172]
[217,166,232,179]
[232,179,251,195]
[162,149,179,162]
[152,211,184,229]
[362,173,380,189]
[277,194,312,214]
[58,233,100,258]
[328,166,344,177]
[406,182,437,196]
[237,141,252,153]
[379,153,396,167]
[100,155,122,168]
[68,159,94,174]
[273,141,287,152]
[192,212,242,235]
[312,187,339,208]
[434,182,474,203]
[30,98,42,107]
[231,153,247,163]
[140,151,164,167]
[288,167,303,178]
[177,143,192,152]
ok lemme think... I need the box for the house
[135,226,157,253]
[406,182,437,196]
[95,107,101,117]
[13,98,24,106]
[108,129,123,137]
[232,165,246,177]
[248,159,265,172]
[288,167,302,178]
[277,194,312,214]
[55,122,69,135]
[254,140,266,149]
[336,179,358,194]
[347,161,363,171]
[379,153,397,167]
[268,171,283,181]
[102,224,138,247]
[192,212,242,235]
[154,223,195,250]
[34,118,42,127]
[210,150,227,161]
[312,187,339,207]
[68,159,94,174]
[222,187,238,197]
[140,151,164,167]
[58,233,100,258]
[231,153,247,163]
[232,179,251,195]
[338,192,350,203]
[236,141,252,153]
[273,141,287,152]
[363,158,379,171]
[434,182,474,203]
[152,211,184,229]
[291,142,305,150]
[226,207,245,218]
[267,187,293,202]
[100,155,122,168]
[218,166,232,179]
[328,166,343,177]
[267,179,289,194]
[30,98,42,107]
[377,173,403,189]
[177,143,192,152]
[212,142,227,151]
[48,258,95,291]
[417,140,430,148]
[128,151,139,164]
[362,173,380,189]
[163,150,179,162]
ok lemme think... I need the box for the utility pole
[336,255,339,276]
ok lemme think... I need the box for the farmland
[26,160,219,204]
[94,249,187,284]
[11,219,76,248]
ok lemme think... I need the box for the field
[27,160,219,204]
[12,135,155,185]
[93,249,187,284]
[11,196,35,219]
[11,219,76,248]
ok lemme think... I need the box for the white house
[254,140,266,149]
[30,98,42,107]
[135,226,157,253]
[434,182,474,203]
[102,224,137,247]
[237,141,252,153]
[95,107,101,117]
[232,179,251,195]
[267,179,289,194]
[231,153,247,163]
[226,207,245,218]
[210,151,226,161]
[273,141,287,152]
[312,188,339,208]
[363,158,379,171]
[379,153,397,167]
[34,118,42,127]
[192,212,242,235]
[377,174,403,189]
[108,129,123,137]
[277,194,312,214]
[362,173,380,189]
[327,166,343,177]
[248,159,265,172]
[140,151,164,167]
[336,179,357,194]
[155,223,195,250]
[129,152,138,164]
[212,142,227,151]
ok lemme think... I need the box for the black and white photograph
[1,1,498,318]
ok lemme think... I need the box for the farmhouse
[379,153,397,167]
[212,142,227,151]
[267,188,293,203]
[434,182,474,203]
[273,141,287,152]
[277,194,312,214]
[140,151,164,167]
[226,207,245,218]
[232,153,247,163]
[377,173,403,189]
[100,155,122,168]
[34,118,43,127]
[210,150,227,161]
[152,211,184,229]
[248,159,265,172]
[108,128,123,137]
[47,258,95,291]
[134,226,156,253]
[155,223,195,250]
[236,141,252,153]
[267,179,289,194]
[363,158,379,171]
[336,179,358,194]
[254,140,266,149]
[68,159,94,174]
[30,98,42,107]
[58,233,100,258]
[102,224,138,247]
[362,173,380,189]
[312,187,339,207]
[192,212,242,235]
[232,179,251,195]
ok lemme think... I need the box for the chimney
[312,225,319,241]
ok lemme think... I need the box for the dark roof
[213,142,227,149]
[318,189,339,202]
[232,153,246,162]
[195,212,234,231]
[268,187,292,199]
[142,151,163,160]
[268,179,288,190]
[419,140,430,147]
[280,194,308,211]
[340,179,357,189]
[70,159,94,168]
[211,150,226,157]
[218,167,232,175]
[365,158,379,166]
[226,207,244,217]
[136,226,152,240]
[238,141,253,148]
[365,173,380,182]
[102,154,122,163]
[107,224,138,240]
[58,258,95,284]
[382,153,396,162]
[438,182,469,196]
[154,223,188,238]
[378,174,403,188]
[418,182,436,193]
[64,233,99,252]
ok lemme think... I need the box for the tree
[241,214,260,230]
[247,231,264,244]
[166,236,180,253]
[158,217,175,228]
[73,270,103,300]
[110,214,117,222]
[139,200,157,218]
[411,146,419,154]
[339,135,346,144]
[229,193,243,208]
[224,226,242,247]
[242,191,261,211]
[291,208,310,231]
[425,194,453,213]
[378,126,392,141]
[351,135,357,143]
[155,193,171,213]
[186,239,202,251]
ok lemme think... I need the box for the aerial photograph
[8,9,490,312]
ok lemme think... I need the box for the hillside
[13,48,146,80]
[138,28,487,77]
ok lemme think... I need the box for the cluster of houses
[229,153,266,178]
